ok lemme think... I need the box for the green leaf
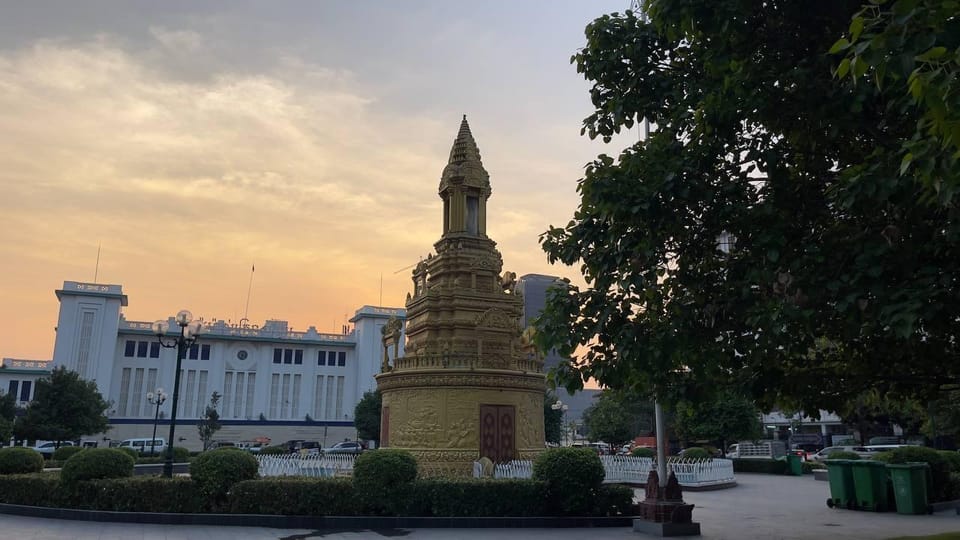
[900,152,913,175]
[828,38,851,55]
[916,46,947,62]
[849,17,865,42]
[837,58,851,78]
[767,249,780,263]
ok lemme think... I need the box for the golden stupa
[375,116,546,476]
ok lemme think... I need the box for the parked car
[323,441,364,455]
[725,444,739,459]
[32,441,74,457]
[295,441,322,455]
[810,445,870,461]
[117,437,166,455]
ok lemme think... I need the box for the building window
[8,380,18,397]
[317,351,326,366]
[19,381,32,402]
[76,310,95,378]
[466,195,479,235]
[269,374,280,418]
[338,351,346,367]
[294,349,303,365]
[149,342,160,358]
[273,348,282,364]
[335,376,345,418]
[200,344,211,360]
[283,349,293,364]
[124,340,136,357]
[186,344,200,360]
[136,341,148,358]
[117,368,131,416]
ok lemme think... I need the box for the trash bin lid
[886,462,929,469]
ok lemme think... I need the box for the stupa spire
[447,114,482,165]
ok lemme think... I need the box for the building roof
[439,115,490,193]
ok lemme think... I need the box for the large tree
[582,390,654,444]
[537,1,960,413]
[672,389,763,452]
[354,390,382,443]
[14,367,109,444]
[0,391,15,443]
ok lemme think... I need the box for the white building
[47,280,404,449]
[0,358,50,409]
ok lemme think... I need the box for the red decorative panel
[479,404,515,463]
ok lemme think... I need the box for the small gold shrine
[375,116,546,476]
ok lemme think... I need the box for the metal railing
[257,454,356,478]
[476,456,735,487]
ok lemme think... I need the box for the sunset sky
[1,1,635,360]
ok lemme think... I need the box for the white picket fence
[257,454,356,478]
[478,456,734,488]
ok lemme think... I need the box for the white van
[117,437,167,455]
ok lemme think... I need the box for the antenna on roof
[93,242,101,283]
[240,263,255,327]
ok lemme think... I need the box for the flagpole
[242,263,255,325]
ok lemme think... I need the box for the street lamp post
[146,388,167,456]
[551,399,569,446]
[152,310,203,478]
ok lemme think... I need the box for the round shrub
[171,446,191,462]
[190,448,259,505]
[352,449,418,515]
[884,446,952,502]
[938,450,960,473]
[827,451,861,460]
[60,448,134,484]
[631,447,655,458]
[116,447,139,460]
[53,446,84,461]
[0,447,44,474]
[258,445,287,455]
[681,447,711,460]
[533,447,605,515]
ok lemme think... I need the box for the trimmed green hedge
[0,474,635,517]
[631,447,655,458]
[190,448,259,509]
[231,478,357,515]
[877,446,953,502]
[533,447,606,515]
[0,474,62,506]
[732,458,788,474]
[827,451,862,460]
[406,478,549,517]
[60,448,134,485]
[353,449,418,515]
[52,446,84,461]
[0,447,44,475]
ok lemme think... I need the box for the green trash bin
[786,453,804,476]
[851,460,891,511]
[825,459,856,509]
[887,462,930,515]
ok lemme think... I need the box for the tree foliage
[197,391,222,451]
[13,367,108,443]
[0,392,15,443]
[544,390,564,444]
[838,389,925,444]
[354,390,382,443]
[536,1,960,413]
[582,391,653,444]
[833,0,960,204]
[672,389,762,451]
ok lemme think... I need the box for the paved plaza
[1,473,958,539]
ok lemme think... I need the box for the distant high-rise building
[516,273,566,372]
[516,273,598,434]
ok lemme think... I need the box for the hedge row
[0,475,634,517]
[731,458,788,474]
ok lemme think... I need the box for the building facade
[49,280,404,449]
